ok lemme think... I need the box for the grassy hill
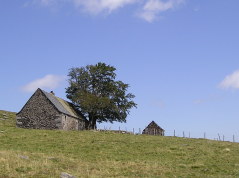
[0,110,239,177]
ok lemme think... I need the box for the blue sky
[1,0,239,140]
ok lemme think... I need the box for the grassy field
[1,110,239,177]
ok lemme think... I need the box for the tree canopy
[66,62,137,129]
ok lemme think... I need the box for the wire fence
[164,130,238,143]
[98,126,239,143]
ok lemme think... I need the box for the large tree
[66,62,137,129]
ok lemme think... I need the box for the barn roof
[145,121,164,131]
[41,89,80,118]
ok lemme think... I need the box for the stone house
[16,88,88,130]
[142,121,165,136]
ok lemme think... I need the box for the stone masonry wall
[78,118,86,130]
[62,114,79,130]
[142,121,164,136]
[16,89,87,130]
[142,128,164,136]
[16,89,62,130]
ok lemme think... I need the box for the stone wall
[17,89,61,129]
[62,114,79,130]
[78,118,86,130]
[16,89,86,130]
[142,121,164,136]
[142,128,164,136]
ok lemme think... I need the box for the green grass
[1,110,239,177]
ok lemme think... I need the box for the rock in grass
[0,118,5,121]
[19,155,29,160]
[48,157,59,162]
[48,157,57,160]
[224,148,231,152]
[60,172,76,178]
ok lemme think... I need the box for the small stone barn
[16,88,88,130]
[142,121,165,136]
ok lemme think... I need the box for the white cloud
[73,0,138,14]
[32,0,138,14]
[220,70,239,90]
[28,0,58,6]
[22,74,65,92]
[29,0,185,22]
[138,0,185,22]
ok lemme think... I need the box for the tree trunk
[88,113,97,130]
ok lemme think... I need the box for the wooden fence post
[233,135,235,142]
[174,130,175,137]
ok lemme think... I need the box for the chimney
[50,91,55,95]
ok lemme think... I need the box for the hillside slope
[0,110,239,177]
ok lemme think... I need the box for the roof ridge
[146,121,164,131]
[40,89,79,118]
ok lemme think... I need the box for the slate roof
[41,89,80,118]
